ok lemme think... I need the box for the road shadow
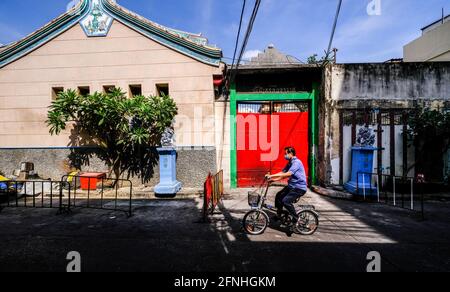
[0,193,449,272]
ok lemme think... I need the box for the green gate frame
[230,83,319,189]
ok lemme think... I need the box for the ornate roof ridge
[0,0,222,68]
[104,0,214,49]
[0,0,87,62]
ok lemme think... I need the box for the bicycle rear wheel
[243,210,269,235]
[294,210,319,235]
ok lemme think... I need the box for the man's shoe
[286,226,294,237]
[272,215,282,222]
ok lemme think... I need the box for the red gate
[236,102,310,188]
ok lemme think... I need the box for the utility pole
[332,48,338,63]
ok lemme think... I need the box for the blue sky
[0,0,449,63]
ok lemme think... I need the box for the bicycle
[243,179,319,236]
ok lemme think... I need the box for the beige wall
[214,101,231,186]
[404,20,450,62]
[0,20,221,148]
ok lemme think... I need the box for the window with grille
[238,102,309,114]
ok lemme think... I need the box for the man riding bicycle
[266,147,308,223]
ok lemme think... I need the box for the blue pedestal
[155,147,182,195]
[344,147,377,196]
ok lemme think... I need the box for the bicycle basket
[248,191,261,207]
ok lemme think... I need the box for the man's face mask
[285,154,291,161]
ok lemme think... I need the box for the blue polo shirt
[283,157,308,191]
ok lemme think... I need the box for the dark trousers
[275,186,307,219]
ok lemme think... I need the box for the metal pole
[411,178,414,210]
[33,182,36,208]
[41,181,44,208]
[357,172,360,197]
[129,181,133,217]
[421,184,425,220]
[393,177,396,206]
[115,179,118,211]
[15,182,18,207]
[101,178,104,208]
[50,183,53,208]
[402,178,405,209]
[363,174,366,200]
[6,181,10,207]
[377,175,380,203]
[24,182,27,207]
[87,178,91,208]
[59,182,63,213]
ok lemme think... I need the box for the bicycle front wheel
[243,210,269,235]
[294,210,319,235]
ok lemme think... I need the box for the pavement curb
[311,185,354,200]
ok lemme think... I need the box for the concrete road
[0,187,449,272]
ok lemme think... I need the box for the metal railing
[61,175,133,217]
[0,180,71,213]
[203,170,224,221]
[1,176,133,217]
[357,172,425,219]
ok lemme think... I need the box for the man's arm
[267,171,292,182]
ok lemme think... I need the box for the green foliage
[307,54,320,65]
[407,107,450,143]
[307,53,334,65]
[407,106,450,181]
[47,88,178,178]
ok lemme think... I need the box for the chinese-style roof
[0,0,222,68]
[246,44,303,67]
[230,44,319,72]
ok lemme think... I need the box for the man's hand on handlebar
[265,173,280,183]
[266,171,291,183]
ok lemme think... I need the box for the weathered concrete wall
[0,147,216,188]
[331,63,450,103]
[320,62,450,186]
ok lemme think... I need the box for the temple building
[1,0,450,190]
[0,0,224,187]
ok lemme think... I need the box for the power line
[236,0,261,67]
[325,0,343,62]
[229,0,247,75]
[230,0,262,83]
[220,0,261,171]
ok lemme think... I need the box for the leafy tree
[407,106,450,182]
[307,52,335,65]
[307,54,320,65]
[47,88,178,180]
